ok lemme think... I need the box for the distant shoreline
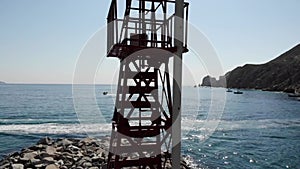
[200,44,300,94]
[198,85,297,94]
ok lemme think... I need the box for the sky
[0,0,300,85]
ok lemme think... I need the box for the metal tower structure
[106,0,189,168]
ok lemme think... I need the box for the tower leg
[107,53,172,169]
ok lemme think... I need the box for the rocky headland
[201,75,226,88]
[0,137,193,169]
[0,81,6,85]
[201,44,300,93]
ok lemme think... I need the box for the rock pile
[0,137,109,169]
[0,137,193,169]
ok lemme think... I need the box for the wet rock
[63,161,73,168]
[22,152,37,161]
[43,157,55,162]
[91,156,100,162]
[82,161,93,167]
[89,167,99,169]
[30,158,41,163]
[35,163,45,168]
[165,162,172,169]
[20,148,32,154]
[11,152,20,157]
[81,138,94,145]
[38,136,53,145]
[45,164,59,169]
[46,146,56,155]
[0,162,10,169]
[56,159,64,166]
[99,156,106,163]
[57,138,73,147]
[28,144,44,151]
[12,163,24,169]
[39,152,56,160]
[76,151,84,157]
[68,145,80,152]
[83,156,92,162]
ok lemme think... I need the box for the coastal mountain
[0,81,6,84]
[202,44,300,92]
[201,75,226,87]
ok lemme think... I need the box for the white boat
[234,90,243,94]
[226,88,233,92]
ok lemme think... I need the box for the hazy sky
[1,0,300,85]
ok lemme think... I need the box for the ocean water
[0,84,299,168]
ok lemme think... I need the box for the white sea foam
[182,118,300,131]
[181,118,300,142]
[1,119,299,136]
[0,123,111,135]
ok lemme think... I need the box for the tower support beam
[172,0,184,168]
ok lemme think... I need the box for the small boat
[103,91,108,95]
[234,91,243,94]
[226,88,233,92]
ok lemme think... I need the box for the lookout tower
[106,0,189,168]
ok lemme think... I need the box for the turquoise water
[0,84,299,168]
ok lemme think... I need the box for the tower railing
[107,0,189,59]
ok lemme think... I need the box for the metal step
[117,125,161,138]
[110,144,160,154]
[119,100,155,108]
[128,86,157,94]
[109,156,162,168]
[124,71,158,80]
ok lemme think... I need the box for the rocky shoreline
[201,44,300,93]
[0,137,193,169]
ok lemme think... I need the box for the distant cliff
[201,75,226,87]
[0,81,6,84]
[201,44,300,92]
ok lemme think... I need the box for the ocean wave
[0,118,76,125]
[181,118,300,134]
[0,123,111,135]
[1,119,299,136]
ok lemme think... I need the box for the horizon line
[1,82,201,87]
